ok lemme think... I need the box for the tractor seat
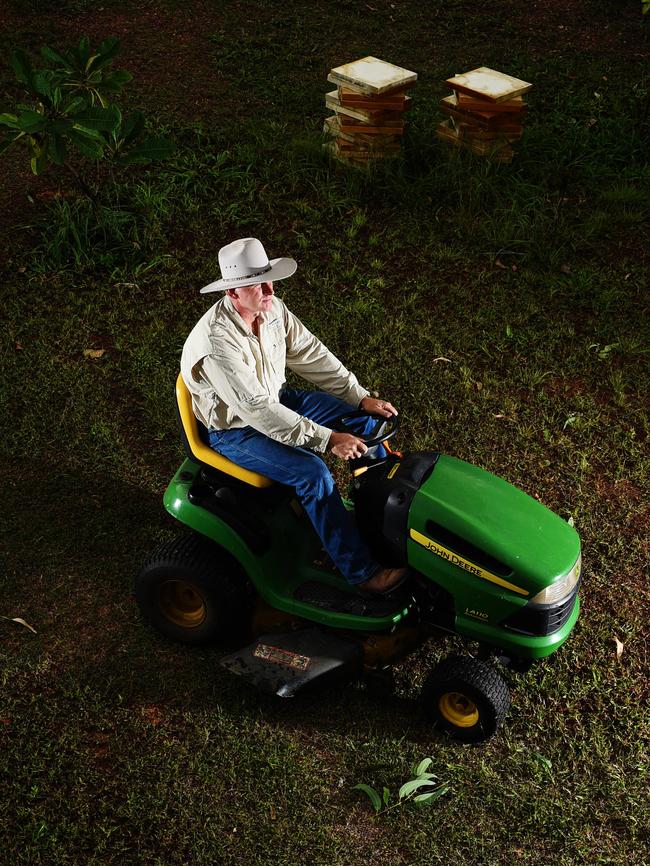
[175,373,273,489]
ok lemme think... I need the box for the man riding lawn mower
[136,238,582,743]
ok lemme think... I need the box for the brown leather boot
[358,566,408,596]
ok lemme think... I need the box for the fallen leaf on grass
[560,263,571,274]
[1,616,37,634]
[83,348,106,359]
[432,356,451,363]
[614,637,624,659]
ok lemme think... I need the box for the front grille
[503,582,580,637]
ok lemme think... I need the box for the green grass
[1,1,649,864]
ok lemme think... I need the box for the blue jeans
[207,389,384,585]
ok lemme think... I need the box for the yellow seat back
[175,373,273,488]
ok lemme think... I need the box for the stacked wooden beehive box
[324,56,417,165]
[437,67,532,163]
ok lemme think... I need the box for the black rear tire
[421,654,510,743]
[135,533,254,647]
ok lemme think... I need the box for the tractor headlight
[531,553,582,606]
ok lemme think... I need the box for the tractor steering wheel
[335,409,400,448]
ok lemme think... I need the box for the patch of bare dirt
[512,0,649,58]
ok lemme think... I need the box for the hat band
[226,263,272,282]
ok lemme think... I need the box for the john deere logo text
[409,528,529,597]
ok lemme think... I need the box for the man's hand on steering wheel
[328,431,368,460]
[360,396,398,418]
[328,396,399,460]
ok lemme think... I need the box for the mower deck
[220,626,364,697]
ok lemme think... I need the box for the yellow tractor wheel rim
[158,579,207,628]
[438,691,480,728]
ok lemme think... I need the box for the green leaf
[117,137,176,164]
[121,110,145,144]
[66,128,104,158]
[49,132,67,164]
[71,124,105,141]
[74,105,121,132]
[78,36,91,67]
[101,69,133,93]
[414,758,433,777]
[532,752,553,773]
[30,135,49,174]
[31,71,53,103]
[17,110,47,133]
[11,49,33,85]
[41,45,71,69]
[382,787,391,807]
[0,113,20,129]
[398,778,439,800]
[353,784,382,813]
[413,785,450,806]
[88,37,121,73]
[85,53,100,73]
[61,96,87,116]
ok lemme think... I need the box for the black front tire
[135,533,254,647]
[421,654,510,743]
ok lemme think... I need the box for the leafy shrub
[0,36,175,189]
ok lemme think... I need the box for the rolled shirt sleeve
[283,306,369,407]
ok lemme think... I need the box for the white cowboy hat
[200,237,297,293]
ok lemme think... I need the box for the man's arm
[283,305,369,407]
[200,349,332,452]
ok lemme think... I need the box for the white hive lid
[329,56,417,95]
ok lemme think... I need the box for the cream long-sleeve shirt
[180,295,369,453]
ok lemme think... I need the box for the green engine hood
[411,455,580,595]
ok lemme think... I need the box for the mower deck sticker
[253,644,311,671]
[409,528,529,596]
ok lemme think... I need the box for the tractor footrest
[220,627,363,697]
[294,581,408,617]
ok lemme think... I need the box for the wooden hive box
[324,56,416,165]
[436,119,514,162]
[323,116,402,149]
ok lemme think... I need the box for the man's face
[230,281,274,316]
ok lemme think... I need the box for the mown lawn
[1,1,649,864]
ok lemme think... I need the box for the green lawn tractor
[135,375,582,743]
